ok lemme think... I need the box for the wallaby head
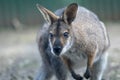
[37,3,78,56]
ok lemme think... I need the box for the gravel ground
[0,22,120,80]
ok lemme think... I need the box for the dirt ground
[0,22,120,80]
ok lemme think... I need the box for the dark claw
[84,68,91,79]
[72,73,83,80]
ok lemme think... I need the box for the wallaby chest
[63,42,87,68]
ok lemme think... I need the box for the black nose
[53,46,62,56]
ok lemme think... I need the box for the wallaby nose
[53,46,62,56]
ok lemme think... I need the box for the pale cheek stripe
[49,37,73,56]
[61,37,73,55]
[49,38,55,55]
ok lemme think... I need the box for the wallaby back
[54,6,110,55]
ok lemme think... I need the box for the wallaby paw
[72,74,83,80]
[84,68,91,79]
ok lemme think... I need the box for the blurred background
[0,0,120,80]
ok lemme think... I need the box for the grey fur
[35,3,110,80]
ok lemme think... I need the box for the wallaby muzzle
[53,39,63,56]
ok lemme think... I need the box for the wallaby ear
[63,3,78,25]
[36,4,59,24]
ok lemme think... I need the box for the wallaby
[35,3,110,80]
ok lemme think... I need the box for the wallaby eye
[49,33,54,39]
[63,32,69,38]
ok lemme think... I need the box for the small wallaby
[35,3,110,80]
